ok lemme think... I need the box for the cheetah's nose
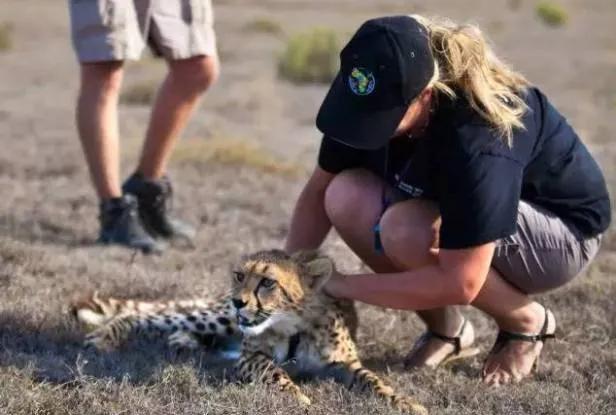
[231,298,247,310]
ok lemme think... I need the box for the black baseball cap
[315,15,434,150]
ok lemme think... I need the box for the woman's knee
[379,199,441,268]
[323,168,381,227]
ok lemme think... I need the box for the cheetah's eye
[233,271,245,283]
[260,277,276,289]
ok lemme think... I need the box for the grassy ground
[0,0,615,414]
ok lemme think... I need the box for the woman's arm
[325,242,495,310]
[284,166,336,253]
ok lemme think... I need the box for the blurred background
[0,1,614,414]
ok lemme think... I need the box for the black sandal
[489,307,556,372]
[404,318,481,369]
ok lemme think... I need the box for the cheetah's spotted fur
[70,249,427,414]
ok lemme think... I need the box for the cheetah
[70,249,428,414]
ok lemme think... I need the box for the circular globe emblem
[348,67,375,96]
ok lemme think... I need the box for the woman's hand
[322,269,348,299]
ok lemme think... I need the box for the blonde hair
[410,14,531,147]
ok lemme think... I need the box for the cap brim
[316,73,407,151]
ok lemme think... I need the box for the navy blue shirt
[317,86,611,249]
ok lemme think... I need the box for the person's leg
[323,169,600,384]
[324,169,479,368]
[122,0,220,242]
[76,62,124,199]
[371,199,556,382]
[69,0,162,253]
[69,0,143,199]
[477,201,602,385]
[136,56,219,179]
[471,268,555,386]
[379,198,600,385]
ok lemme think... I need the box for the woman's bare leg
[324,168,556,384]
[324,169,476,368]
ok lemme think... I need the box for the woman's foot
[403,317,481,369]
[482,305,556,386]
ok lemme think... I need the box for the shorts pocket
[69,0,127,33]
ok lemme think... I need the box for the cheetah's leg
[83,314,144,351]
[339,358,427,414]
[322,323,427,414]
[234,351,311,406]
[167,331,201,350]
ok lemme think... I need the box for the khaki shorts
[68,0,217,62]
[492,200,603,294]
[383,186,603,295]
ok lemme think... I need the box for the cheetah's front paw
[83,328,117,352]
[168,331,200,351]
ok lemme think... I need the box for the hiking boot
[122,173,196,243]
[97,194,165,254]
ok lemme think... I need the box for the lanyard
[372,102,433,254]
[378,145,414,217]
[374,144,414,254]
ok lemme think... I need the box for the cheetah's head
[228,249,333,336]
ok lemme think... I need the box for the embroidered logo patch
[348,67,375,96]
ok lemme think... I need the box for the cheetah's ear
[303,256,334,292]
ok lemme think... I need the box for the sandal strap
[425,318,469,355]
[495,330,555,344]
[495,307,556,344]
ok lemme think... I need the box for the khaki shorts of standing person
[68,0,217,62]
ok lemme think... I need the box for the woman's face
[392,88,433,138]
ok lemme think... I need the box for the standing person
[284,14,611,386]
[68,1,220,253]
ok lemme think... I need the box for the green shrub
[536,1,568,27]
[277,27,340,84]
[171,137,305,177]
[0,22,14,52]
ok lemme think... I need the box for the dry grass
[0,22,14,52]
[171,137,307,177]
[1,0,615,414]
[277,27,340,84]
[536,1,568,27]
[0,233,614,415]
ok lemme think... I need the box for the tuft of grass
[243,18,285,37]
[277,27,340,84]
[120,79,159,105]
[0,22,15,52]
[171,137,306,177]
[536,1,568,27]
